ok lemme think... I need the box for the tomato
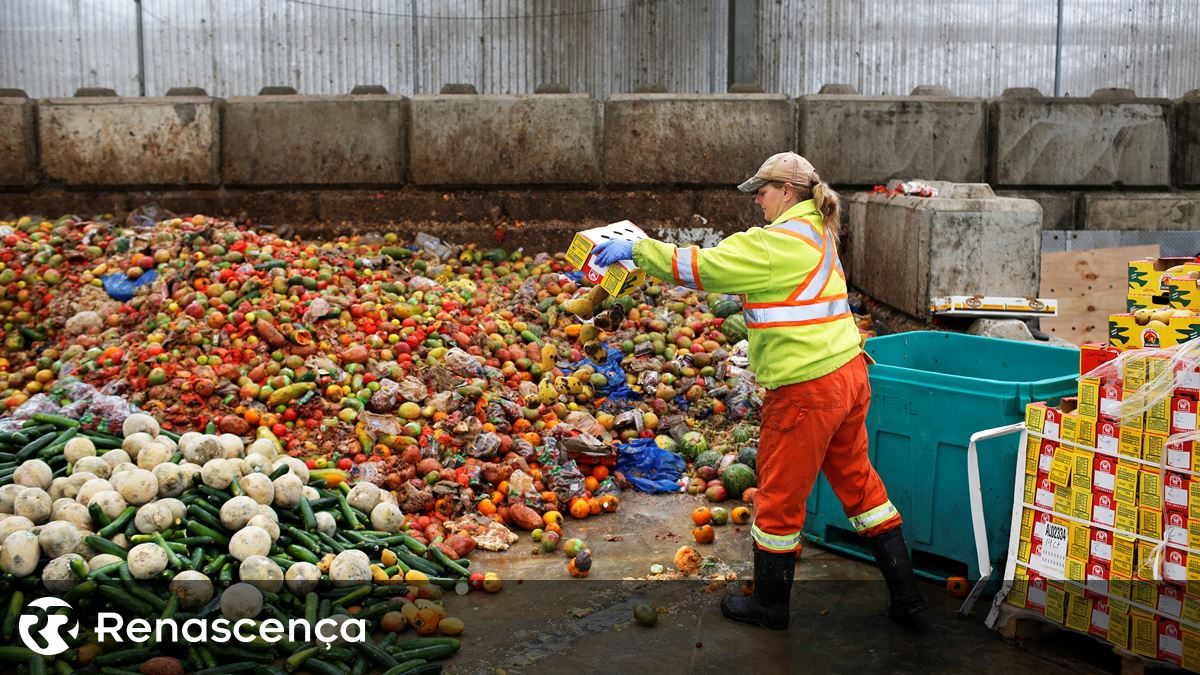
[337,458,353,470]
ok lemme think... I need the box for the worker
[591,152,924,630]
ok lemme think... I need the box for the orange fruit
[692,524,715,544]
[592,465,609,481]
[478,499,497,516]
[588,498,601,516]
[570,499,591,519]
[691,507,712,526]
[730,506,751,525]
[600,495,620,512]
[543,510,563,526]
[946,576,970,599]
[584,476,599,492]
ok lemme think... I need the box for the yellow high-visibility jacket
[632,199,860,390]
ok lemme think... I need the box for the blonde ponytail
[812,181,841,245]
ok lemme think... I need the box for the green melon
[721,463,756,497]
[721,313,747,343]
[731,424,755,445]
[712,298,743,318]
[694,450,723,470]
[678,431,708,461]
[736,446,758,470]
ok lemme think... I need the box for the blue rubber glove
[591,238,634,267]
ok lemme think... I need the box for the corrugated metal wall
[1,0,1197,99]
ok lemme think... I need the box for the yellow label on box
[1132,581,1158,612]
[1022,507,1034,534]
[1023,474,1037,505]
[1140,506,1163,540]
[1185,595,1200,626]
[1072,490,1092,520]
[1018,537,1031,563]
[1026,403,1047,432]
[1068,523,1091,561]
[1055,485,1075,516]
[1110,574,1132,600]
[598,261,645,297]
[1061,413,1079,445]
[1115,501,1139,534]
[1066,557,1086,582]
[1116,463,1139,503]
[1120,427,1143,457]
[1109,314,1142,350]
[1136,542,1159,581]
[1049,448,1074,487]
[1124,410,1144,433]
[1066,591,1091,632]
[1189,556,1200,587]
[1125,355,1148,390]
[1140,469,1164,510]
[1185,629,1200,673]
[1132,611,1158,658]
[1078,378,1100,420]
[1007,567,1029,608]
[1113,535,1137,577]
[1078,417,1097,448]
[1072,453,1093,491]
[1148,398,1171,435]
[1191,520,1200,550]
[1025,434,1042,475]
[1109,605,1131,648]
[1144,432,1167,465]
[1045,583,1067,623]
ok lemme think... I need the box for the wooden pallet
[991,602,1180,674]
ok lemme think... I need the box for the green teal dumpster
[802,332,1079,582]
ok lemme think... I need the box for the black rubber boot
[720,546,795,630]
[866,527,926,622]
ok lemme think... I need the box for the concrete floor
[436,492,1123,675]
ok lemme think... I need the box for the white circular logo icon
[18,597,78,657]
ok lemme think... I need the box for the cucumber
[93,647,161,666]
[392,638,460,652]
[298,495,317,530]
[1,591,23,640]
[352,599,407,622]
[353,640,400,668]
[98,586,155,615]
[186,521,231,546]
[381,661,431,675]
[85,535,128,559]
[194,663,257,675]
[286,545,319,565]
[96,506,137,538]
[0,646,33,662]
[427,545,469,578]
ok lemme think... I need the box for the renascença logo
[19,597,78,657]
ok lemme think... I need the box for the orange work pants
[751,353,901,554]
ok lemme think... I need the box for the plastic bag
[615,438,686,493]
[415,232,455,261]
[571,343,638,403]
[466,431,501,460]
[545,460,588,503]
[350,462,387,486]
[102,270,158,302]
[444,348,483,378]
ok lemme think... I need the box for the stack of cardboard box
[1111,257,1200,350]
[1007,340,1200,669]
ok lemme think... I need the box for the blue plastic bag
[102,270,157,302]
[615,437,685,493]
[571,343,639,405]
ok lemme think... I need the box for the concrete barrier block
[796,95,985,185]
[0,97,36,186]
[1177,91,1200,188]
[409,95,600,186]
[989,95,1172,187]
[602,94,793,185]
[996,190,1079,230]
[37,96,219,186]
[223,95,407,186]
[848,185,1042,318]
[1080,193,1200,231]
[316,190,498,223]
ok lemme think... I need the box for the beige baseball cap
[737,152,820,193]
